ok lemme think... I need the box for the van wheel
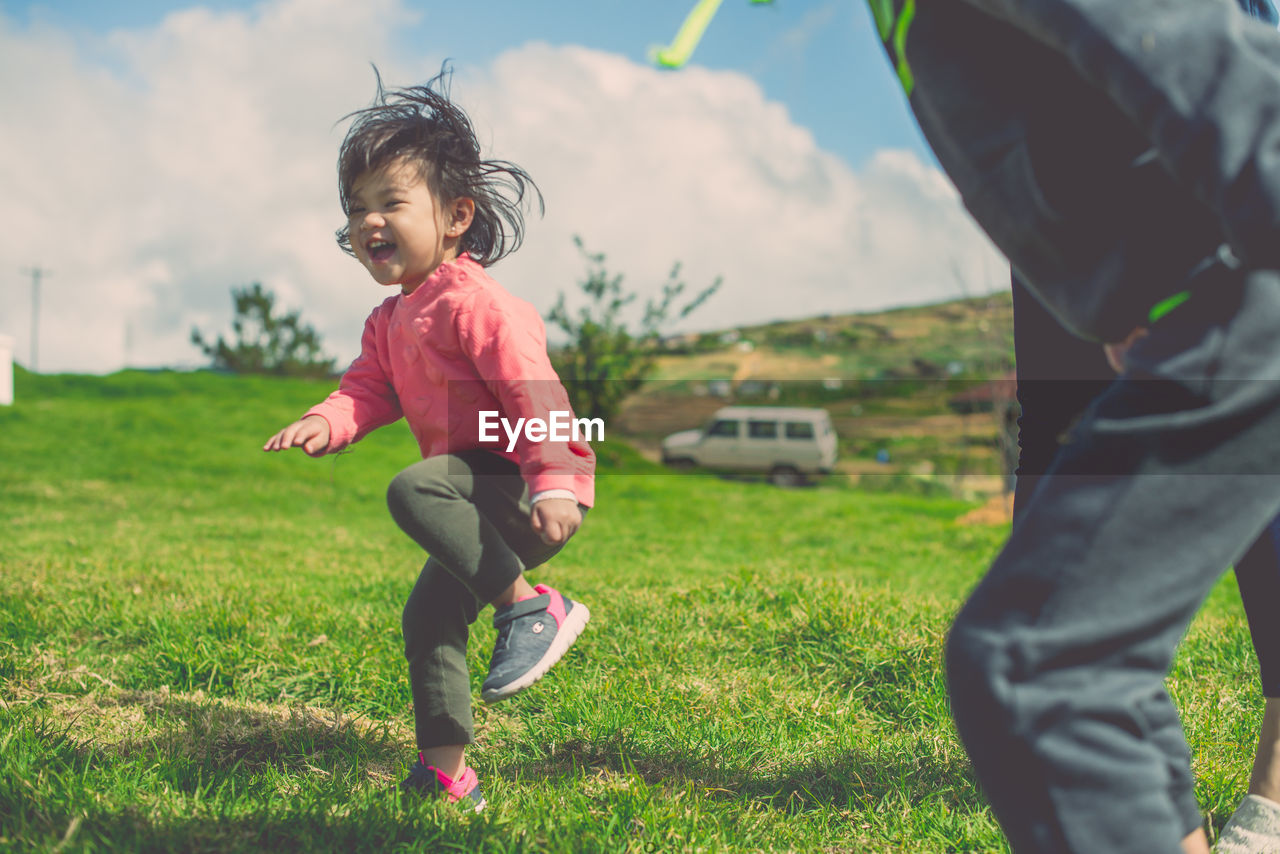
[770,466,805,488]
[666,458,696,472]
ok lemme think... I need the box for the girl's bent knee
[387,459,455,520]
[386,469,416,518]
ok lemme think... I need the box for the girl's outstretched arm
[304,306,404,452]
[263,414,332,456]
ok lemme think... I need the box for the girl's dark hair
[335,65,542,266]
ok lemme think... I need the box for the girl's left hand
[530,498,582,545]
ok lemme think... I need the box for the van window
[706,419,739,438]
[748,420,778,439]
[785,421,815,439]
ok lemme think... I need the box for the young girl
[264,69,594,812]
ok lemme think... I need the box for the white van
[661,406,838,486]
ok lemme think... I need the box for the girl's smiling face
[347,157,474,294]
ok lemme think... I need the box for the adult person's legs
[1220,523,1280,850]
[951,268,1280,851]
[865,0,1280,845]
[1240,531,1280,800]
[1013,274,1280,848]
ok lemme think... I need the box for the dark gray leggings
[387,450,583,748]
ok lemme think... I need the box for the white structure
[0,334,12,405]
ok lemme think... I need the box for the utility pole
[20,266,48,372]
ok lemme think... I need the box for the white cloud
[0,0,1001,374]
[465,44,1002,338]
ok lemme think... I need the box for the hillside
[611,291,1016,487]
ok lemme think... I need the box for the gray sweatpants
[947,266,1280,852]
[387,450,582,748]
[865,0,1280,848]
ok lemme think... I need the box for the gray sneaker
[1219,794,1280,854]
[481,584,589,703]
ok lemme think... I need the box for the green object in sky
[650,0,775,69]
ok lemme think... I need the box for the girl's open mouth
[367,239,396,263]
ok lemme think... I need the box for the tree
[191,283,336,378]
[547,237,721,421]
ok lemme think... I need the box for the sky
[0,0,1003,374]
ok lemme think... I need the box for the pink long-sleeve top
[306,255,596,506]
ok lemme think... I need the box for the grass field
[0,368,1265,852]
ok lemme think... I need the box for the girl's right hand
[530,497,583,546]
[263,415,331,456]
